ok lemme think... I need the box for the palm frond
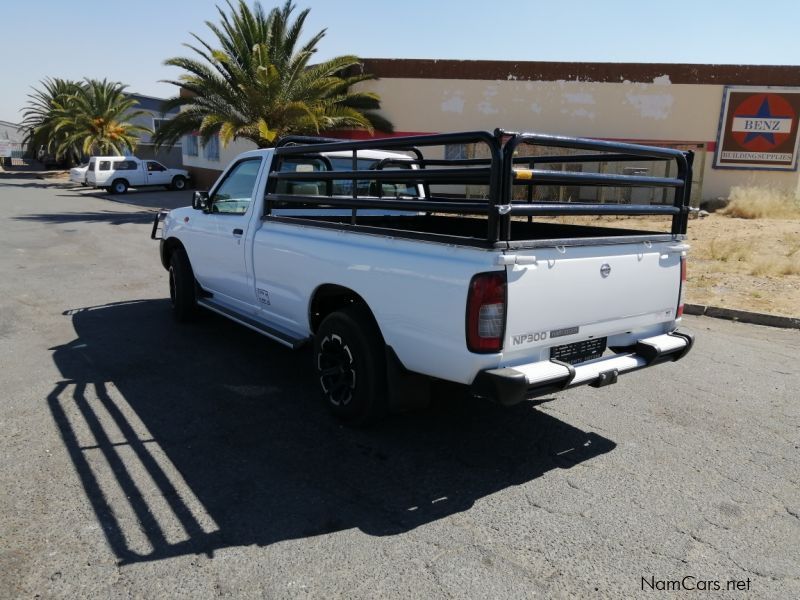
[155,0,392,149]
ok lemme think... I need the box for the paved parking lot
[1,176,798,599]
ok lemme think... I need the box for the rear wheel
[171,175,187,191]
[168,248,197,322]
[110,179,128,194]
[314,306,387,426]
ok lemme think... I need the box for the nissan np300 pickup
[152,130,694,424]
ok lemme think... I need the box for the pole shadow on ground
[48,299,616,564]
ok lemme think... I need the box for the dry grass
[722,185,800,219]
[564,214,800,315]
[682,216,800,315]
[707,238,753,263]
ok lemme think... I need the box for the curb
[684,304,800,330]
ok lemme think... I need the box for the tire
[168,248,197,322]
[314,306,387,426]
[110,179,128,194]
[171,175,187,191]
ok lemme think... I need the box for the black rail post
[681,151,695,232]
[351,149,358,225]
[527,157,534,223]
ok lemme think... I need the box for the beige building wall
[179,61,800,201]
[358,76,800,201]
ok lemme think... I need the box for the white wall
[182,137,256,171]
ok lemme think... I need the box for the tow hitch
[590,368,619,388]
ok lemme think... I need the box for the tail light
[677,256,687,318]
[466,271,507,353]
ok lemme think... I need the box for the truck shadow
[16,211,156,225]
[48,299,615,565]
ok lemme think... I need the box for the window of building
[152,118,170,132]
[203,135,220,161]
[185,135,198,157]
[445,144,468,160]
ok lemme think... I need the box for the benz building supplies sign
[714,87,800,170]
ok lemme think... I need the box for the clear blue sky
[3,0,800,121]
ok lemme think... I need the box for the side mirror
[192,190,209,211]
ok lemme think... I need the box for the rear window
[98,161,111,171]
[276,157,419,198]
[87,160,95,171]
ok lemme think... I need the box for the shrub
[722,185,800,219]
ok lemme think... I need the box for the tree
[51,79,151,157]
[154,0,392,150]
[21,78,83,164]
[22,78,151,161]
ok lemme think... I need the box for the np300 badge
[600,263,611,278]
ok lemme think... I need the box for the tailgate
[502,241,684,361]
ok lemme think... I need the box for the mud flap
[385,346,431,412]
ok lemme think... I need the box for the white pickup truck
[152,130,694,424]
[86,156,190,194]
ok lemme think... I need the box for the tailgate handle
[666,243,690,252]
[496,254,537,266]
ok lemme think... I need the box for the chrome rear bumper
[471,330,694,406]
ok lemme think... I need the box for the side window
[147,161,166,172]
[210,158,262,215]
[99,160,111,171]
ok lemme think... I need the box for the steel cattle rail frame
[265,129,694,246]
[498,130,694,241]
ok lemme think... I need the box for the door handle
[232,228,243,236]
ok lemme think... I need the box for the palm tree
[51,79,152,157]
[154,0,392,150]
[21,78,150,161]
[21,78,83,164]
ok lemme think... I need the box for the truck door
[197,157,264,312]
[145,161,171,186]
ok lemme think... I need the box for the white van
[85,156,190,194]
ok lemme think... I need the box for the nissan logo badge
[600,263,611,278]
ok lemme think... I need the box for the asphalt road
[1,176,798,599]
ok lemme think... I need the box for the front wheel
[171,175,187,191]
[314,306,387,426]
[168,248,197,322]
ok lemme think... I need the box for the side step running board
[197,299,309,350]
